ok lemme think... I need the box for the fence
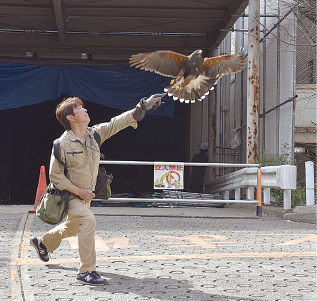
[99,160,263,216]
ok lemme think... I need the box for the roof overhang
[0,0,248,64]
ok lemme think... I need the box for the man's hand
[142,93,166,110]
[132,93,165,121]
[66,184,95,203]
[78,189,95,203]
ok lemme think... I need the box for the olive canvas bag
[36,183,70,225]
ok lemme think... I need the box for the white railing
[99,160,263,216]
[100,160,259,168]
[204,165,297,210]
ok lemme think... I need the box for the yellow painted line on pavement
[11,214,31,300]
[11,251,317,266]
[250,233,317,235]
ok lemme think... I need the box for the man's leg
[40,199,83,253]
[197,174,205,193]
[30,199,81,261]
[76,200,96,273]
[70,199,106,285]
[190,173,197,192]
[46,198,97,273]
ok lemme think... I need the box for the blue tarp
[0,63,174,117]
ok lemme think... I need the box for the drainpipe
[291,12,297,160]
[262,0,267,154]
[247,0,260,164]
[240,16,245,164]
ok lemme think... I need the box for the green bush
[258,144,316,206]
[258,144,296,167]
[271,183,317,206]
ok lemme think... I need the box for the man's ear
[66,114,75,122]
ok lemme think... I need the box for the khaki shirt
[49,111,137,196]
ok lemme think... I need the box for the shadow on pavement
[90,272,265,301]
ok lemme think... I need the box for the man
[30,93,165,285]
[190,142,208,193]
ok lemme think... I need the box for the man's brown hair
[56,97,84,130]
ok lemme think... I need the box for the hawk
[129,49,247,103]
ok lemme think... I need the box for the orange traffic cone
[32,166,47,211]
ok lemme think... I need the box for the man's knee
[89,214,96,227]
[84,211,96,228]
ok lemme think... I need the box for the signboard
[154,163,184,190]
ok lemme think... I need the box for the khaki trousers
[41,198,96,273]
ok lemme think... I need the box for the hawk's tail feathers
[164,77,217,103]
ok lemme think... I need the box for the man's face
[71,105,90,125]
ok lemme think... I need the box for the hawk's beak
[198,50,202,54]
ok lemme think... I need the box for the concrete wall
[189,98,209,161]
[259,6,295,155]
[295,85,317,128]
[295,84,317,145]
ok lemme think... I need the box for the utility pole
[247,0,260,163]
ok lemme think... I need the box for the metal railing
[99,160,263,216]
[204,165,297,210]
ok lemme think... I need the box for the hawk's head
[190,49,202,58]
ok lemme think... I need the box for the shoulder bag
[36,183,70,225]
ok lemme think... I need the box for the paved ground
[2,204,317,301]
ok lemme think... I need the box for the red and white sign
[153,163,184,190]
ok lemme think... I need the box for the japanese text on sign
[154,163,184,190]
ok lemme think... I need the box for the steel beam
[53,0,66,45]
[0,5,225,20]
[0,33,211,52]
[64,7,225,20]
[212,0,249,47]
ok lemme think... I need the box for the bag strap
[53,127,101,173]
[53,138,67,175]
[88,127,101,148]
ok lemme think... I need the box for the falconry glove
[132,93,165,121]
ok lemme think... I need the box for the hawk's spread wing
[203,52,247,80]
[129,50,187,78]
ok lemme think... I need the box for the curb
[228,203,317,224]
[283,205,317,224]
[227,203,290,218]
[283,212,316,224]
